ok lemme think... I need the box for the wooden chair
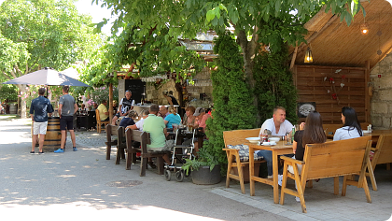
[223,129,266,194]
[96,109,109,133]
[125,129,169,176]
[280,136,372,213]
[366,134,392,191]
[105,124,126,164]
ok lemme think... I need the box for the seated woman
[284,111,327,202]
[164,106,181,131]
[182,106,196,128]
[119,110,138,127]
[333,107,363,141]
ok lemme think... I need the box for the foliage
[253,43,298,124]
[205,32,256,172]
[181,142,219,176]
[0,0,103,117]
[88,86,118,105]
[0,85,18,102]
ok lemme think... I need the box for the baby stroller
[164,127,196,181]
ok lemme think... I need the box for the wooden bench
[280,136,373,213]
[366,133,392,190]
[223,129,266,194]
[125,129,169,176]
[105,124,126,165]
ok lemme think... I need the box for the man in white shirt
[126,110,149,132]
[257,106,294,178]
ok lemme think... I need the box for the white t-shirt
[259,118,293,136]
[135,118,145,131]
[333,126,362,141]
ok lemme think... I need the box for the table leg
[272,151,279,204]
[249,146,255,196]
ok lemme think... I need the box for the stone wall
[370,52,392,129]
[145,67,213,108]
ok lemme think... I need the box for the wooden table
[248,140,293,204]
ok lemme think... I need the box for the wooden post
[365,60,371,123]
[109,83,113,122]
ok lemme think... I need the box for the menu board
[124,79,145,104]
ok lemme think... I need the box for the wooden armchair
[105,124,126,165]
[280,136,372,213]
[125,129,169,176]
[366,134,392,191]
[96,109,109,133]
[223,129,266,194]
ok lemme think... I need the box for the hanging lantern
[360,23,369,35]
[304,47,313,63]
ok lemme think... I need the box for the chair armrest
[222,148,239,152]
[281,156,304,165]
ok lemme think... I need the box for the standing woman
[333,107,363,141]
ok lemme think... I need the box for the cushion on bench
[227,144,264,161]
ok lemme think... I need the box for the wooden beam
[290,45,298,70]
[365,60,371,123]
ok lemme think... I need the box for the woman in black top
[293,111,327,161]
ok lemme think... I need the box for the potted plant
[182,143,221,185]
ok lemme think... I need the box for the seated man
[158,105,169,119]
[143,104,172,165]
[119,110,138,127]
[257,106,294,178]
[97,100,109,121]
[112,90,135,125]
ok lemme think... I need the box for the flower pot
[191,165,221,185]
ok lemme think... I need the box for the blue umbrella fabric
[2,67,90,87]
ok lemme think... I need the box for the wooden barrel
[42,117,62,152]
[9,104,17,114]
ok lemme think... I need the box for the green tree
[206,32,256,169]
[0,0,103,117]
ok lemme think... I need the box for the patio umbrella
[2,67,90,87]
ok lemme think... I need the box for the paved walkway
[1,116,392,220]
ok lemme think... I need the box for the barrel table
[32,117,62,152]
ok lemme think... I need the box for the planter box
[191,165,221,185]
[231,162,261,183]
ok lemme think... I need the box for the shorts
[60,116,74,131]
[114,112,121,118]
[148,140,174,152]
[33,121,48,135]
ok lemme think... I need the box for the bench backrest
[303,136,371,183]
[323,123,370,137]
[373,134,392,165]
[125,129,151,150]
[223,129,260,147]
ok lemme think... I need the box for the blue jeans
[257,150,273,176]
[257,150,294,176]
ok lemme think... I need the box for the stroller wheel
[176,170,184,182]
[164,170,171,181]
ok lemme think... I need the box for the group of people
[258,106,362,201]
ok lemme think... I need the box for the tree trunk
[17,84,27,118]
[237,31,260,126]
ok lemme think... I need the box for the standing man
[111,90,135,125]
[55,86,78,153]
[30,88,54,154]
[257,106,294,178]
[97,100,109,121]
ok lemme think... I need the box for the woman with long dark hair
[333,107,363,141]
[281,111,327,202]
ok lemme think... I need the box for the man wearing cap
[193,107,211,133]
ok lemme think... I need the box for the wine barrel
[9,104,17,114]
[42,117,62,152]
